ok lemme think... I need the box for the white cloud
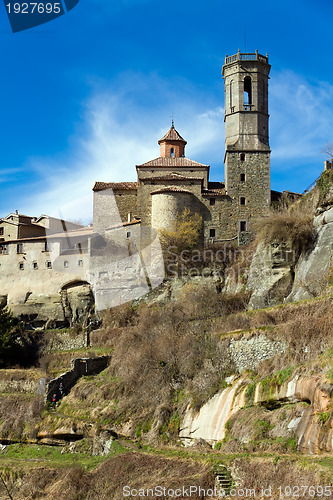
[18,73,225,223]
[270,70,333,165]
[10,68,333,221]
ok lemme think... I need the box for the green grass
[0,441,127,471]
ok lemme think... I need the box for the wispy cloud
[270,70,333,164]
[6,68,333,221]
[16,73,224,223]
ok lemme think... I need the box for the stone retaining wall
[46,356,110,402]
[228,332,287,372]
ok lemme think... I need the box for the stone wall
[228,333,287,372]
[46,356,110,402]
[39,329,88,353]
[225,151,271,232]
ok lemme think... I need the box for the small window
[170,148,175,158]
[240,197,246,206]
[126,231,131,238]
[78,260,83,267]
[33,261,38,269]
[210,198,215,206]
[17,243,23,254]
[0,245,8,255]
[44,241,49,252]
[0,228,3,236]
[210,229,216,238]
[240,153,245,162]
[19,262,24,270]
[46,261,52,269]
[240,221,247,232]
[240,173,246,182]
[244,76,252,105]
[64,261,69,268]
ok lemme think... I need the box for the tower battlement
[224,50,269,66]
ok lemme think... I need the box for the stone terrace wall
[46,356,110,402]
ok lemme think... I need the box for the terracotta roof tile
[137,157,209,168]
[158,123,187,144]
[202,182,226,196]
[151,187,193,195]
[93,182,137,192]
[143,173,203,182]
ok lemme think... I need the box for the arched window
[244,76,252,107]
[240,153,245,162]
[170,148,175,158]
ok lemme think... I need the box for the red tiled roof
[143,173,203,182]
[158,123,187,144]
[202,181,226,196]
[151,187,193,195]
[137,157,209,168]
[93,182,137,192]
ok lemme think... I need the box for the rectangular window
[17,243,23,254]
[33,262,38,269]
[209,198,215,206]
[240,173,246,182]
[210,228,216,238]
[0,245,8,255]
[19,262,24,270]
[0,228,4,236]
[240,197,246,205]
[46,261,52,269]
[78,260,83,267]
[64,261,69,268]
[44,241,49,252]
[240,221,247,232]
[126,231,131,238]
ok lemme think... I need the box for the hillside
[0,173,332,498]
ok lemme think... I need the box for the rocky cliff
[246,185,333,309]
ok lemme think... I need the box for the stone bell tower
[222,50,271,233]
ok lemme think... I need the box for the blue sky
[1,0,333,222]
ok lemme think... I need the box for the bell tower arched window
[170,148,175,158]
[244,76,252,108]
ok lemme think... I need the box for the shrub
[257,208,315,258]
[160,208,202,275]
[253,419,273,440]
[316,169,333,204]
[0,306,37,367]
[318,412,330,425]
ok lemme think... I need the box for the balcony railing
[225,50,268,65]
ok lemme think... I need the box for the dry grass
[0,452,214,500]
[257,205,315,258]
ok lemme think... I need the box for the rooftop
[93,182,138,192]
[137,157,209,168]
[158,122,187,145]
[224,50,269,66]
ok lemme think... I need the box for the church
[93,50,272,245]
[0,50,295,318]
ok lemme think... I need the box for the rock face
[180,379,245,444]
[285,206,333,302]
[9,282,94,327]
[180,374,333,454]
[247,203,333,309]
[246,241,295,309]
